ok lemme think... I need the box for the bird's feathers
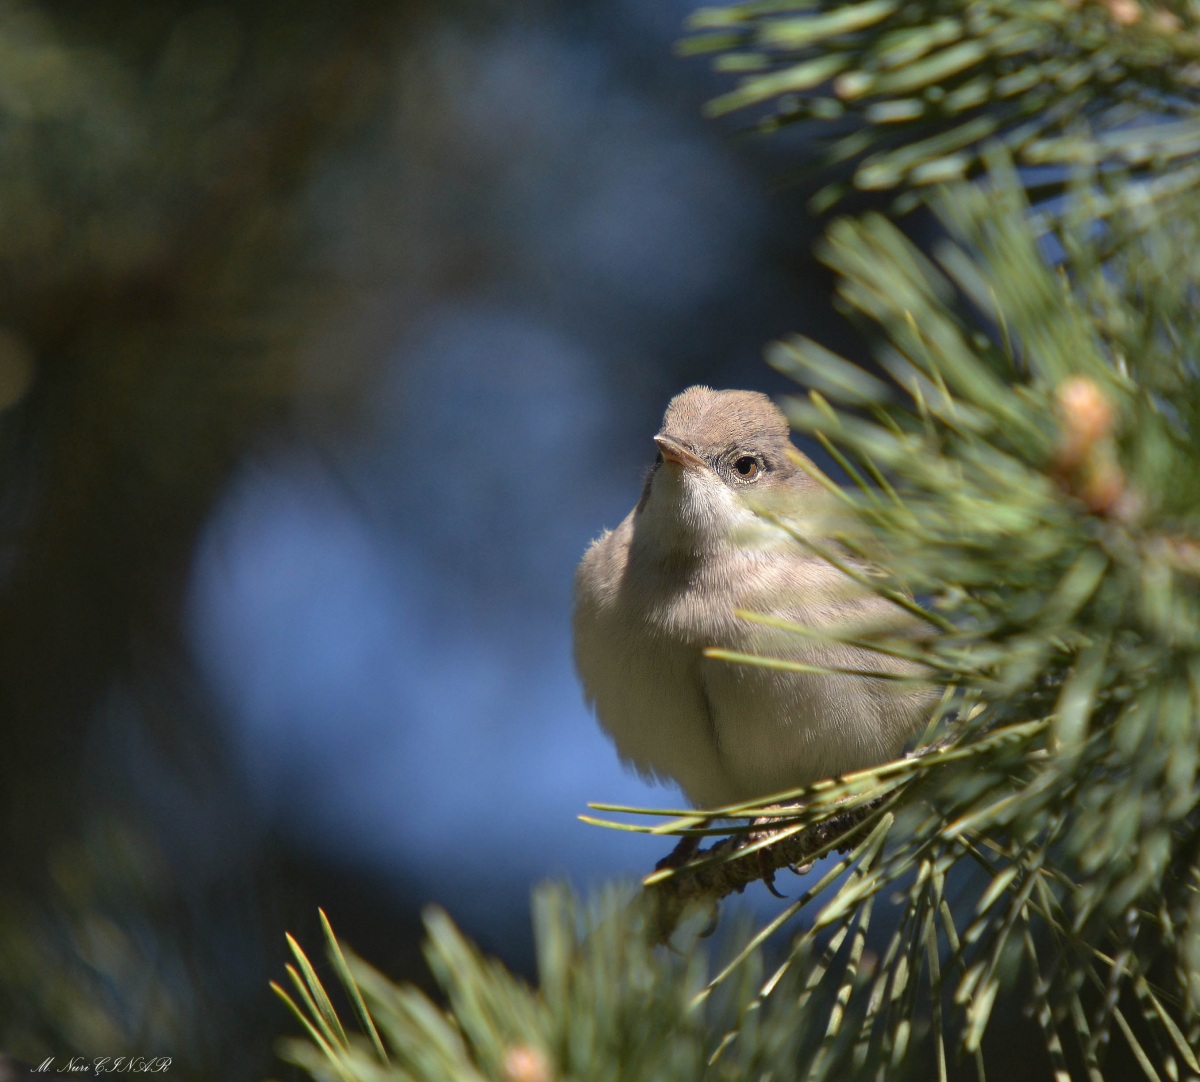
[573,386,933,808]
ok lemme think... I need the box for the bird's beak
[654,434,706,470]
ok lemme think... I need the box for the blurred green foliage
[0,0,386,858]
[0,3,402,1076]
[276,885,848,1082]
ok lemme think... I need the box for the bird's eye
[734,455,761,480]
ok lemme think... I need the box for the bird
[573,385,933,811]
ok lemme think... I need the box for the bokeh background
[0,2,879,1077]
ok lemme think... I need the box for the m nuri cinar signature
[24,1057,173,1075]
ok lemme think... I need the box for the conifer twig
[643,792,894,944]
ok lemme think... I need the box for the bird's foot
[740,804,811,896]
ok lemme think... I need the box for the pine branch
[640,727,971,944]
[642,793,894,945]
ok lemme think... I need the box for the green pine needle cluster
[274,890,840,1082]
[682,0,1200,210]
[763,161,1200,1075]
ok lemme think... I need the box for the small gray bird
[573,386,932,810]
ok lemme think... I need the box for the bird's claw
[738,803,811,894]
[762,860,787,898]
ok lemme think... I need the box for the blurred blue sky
[184,5,825,941]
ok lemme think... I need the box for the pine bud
[1053,376,1140,519]
[1056,376,1115,472]
[503,1044,553,1082]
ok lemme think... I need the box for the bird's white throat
[634,463,763,557]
